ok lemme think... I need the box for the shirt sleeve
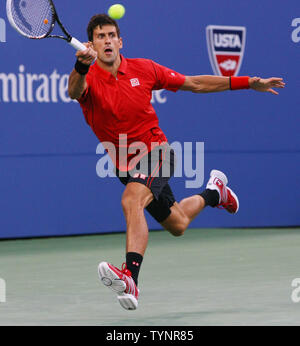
[151,60,186,92]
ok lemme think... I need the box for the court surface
[0,227,299,326]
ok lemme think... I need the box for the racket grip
[69,37,87,51]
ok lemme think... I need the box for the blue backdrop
[0,0,299,238]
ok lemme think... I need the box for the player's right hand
[76,42,97,66]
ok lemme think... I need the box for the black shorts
[116,143,176,223]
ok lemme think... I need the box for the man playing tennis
[68,14,285,310]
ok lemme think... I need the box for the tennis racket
[6,0,86,51]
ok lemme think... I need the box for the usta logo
[214,34,242,48]
[206,25,246,77]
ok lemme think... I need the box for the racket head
[6,0,56,39]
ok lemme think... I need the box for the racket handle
[69,37,87,51]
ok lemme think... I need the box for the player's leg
[98,145,172,310]
[121,182,153,256]
[98,183,152,311]
[119,143,176,285]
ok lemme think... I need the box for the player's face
[92,25,123,65]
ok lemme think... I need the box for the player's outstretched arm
[68,42,97,100]
[180,75,285,94]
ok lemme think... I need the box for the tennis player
[68,14,285,310]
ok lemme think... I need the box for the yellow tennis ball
[108,4,125,20]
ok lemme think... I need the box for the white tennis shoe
[98,261,139,310]
[206,169,239,214]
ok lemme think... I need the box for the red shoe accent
[121,263,132,277]
[217,187,239,214]
[107,263,139,299]
[213,177,227,203]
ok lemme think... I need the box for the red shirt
[78,55,185,171]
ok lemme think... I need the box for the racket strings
[10,0,54,38]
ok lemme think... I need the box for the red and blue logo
[206,25,246,76]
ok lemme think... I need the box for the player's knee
[166,224,187,237]
[121,193,144,213]
[161,210,189,237]
[121,184,153,214]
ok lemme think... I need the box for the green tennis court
[0,227,299,326]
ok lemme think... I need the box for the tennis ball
[108,4,125,20]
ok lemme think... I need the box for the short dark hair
[87,14,121,41]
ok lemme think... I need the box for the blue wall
[0,0,299,238]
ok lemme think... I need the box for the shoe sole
[117,293,138,310]
[210,169,228,185]
[98,262,138,310]
[227,187,239,213]
[98,262,126,294]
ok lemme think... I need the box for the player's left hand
[249,77,285,95]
